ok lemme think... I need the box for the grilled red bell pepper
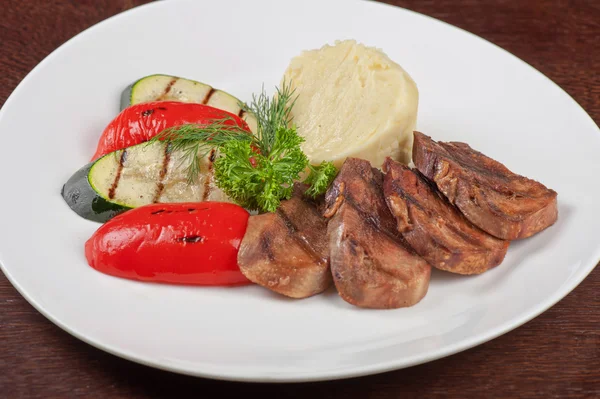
[91,101,250,161]
[85,202,251,286]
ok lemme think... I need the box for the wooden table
[1,1,599,397]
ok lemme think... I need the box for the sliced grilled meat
[412,132,558,240]
[237,185,331,299]
[383,158,509,275]
[324,158,431,309]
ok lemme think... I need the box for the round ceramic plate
[1,0,599,383]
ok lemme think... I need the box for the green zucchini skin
[120,81,134,110]
[61,162,130,223]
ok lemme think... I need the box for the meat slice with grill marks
[237,184,331,299]
[412,132,558,240]
[323,158,431,309]
[383,158,509,275]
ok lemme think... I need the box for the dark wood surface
[1,0,599,397]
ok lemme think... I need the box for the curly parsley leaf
[303,161,338,198]
[213,126,310,212]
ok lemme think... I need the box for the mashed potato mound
[282,40,419,168]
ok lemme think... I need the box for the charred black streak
[277,209,298,235]
[157,78,178,100]
[154,183,164,201]
[176,235,204,244]
[186,207,210,213]
[202,88,216,104]
[108,150,127,200]
[152,208,208,215]
[186,207,209,213]
[141,109,154,117]
[277,208,325,264]
[261,234,275,262]
[152,144,172,203]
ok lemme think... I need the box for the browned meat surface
[324,158,431,309]
[237,185,331,299]
[383,158,509,275]
[412,132,558,240]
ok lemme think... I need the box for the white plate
[1,0,599,383]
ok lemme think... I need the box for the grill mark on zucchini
[157,78,178,100]
[202,88,216,104]
[238,109,246,118]
[153,144,172,203]
[202,149,217,201]
[108,150,128,200]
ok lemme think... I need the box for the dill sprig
[240,79,298,155]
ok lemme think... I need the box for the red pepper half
[90,101,250,161]
[85,202,251,286]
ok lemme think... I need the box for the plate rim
[1,0,599,383]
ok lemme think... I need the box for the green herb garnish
[149,81,337,213]
[303,161,339,198]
